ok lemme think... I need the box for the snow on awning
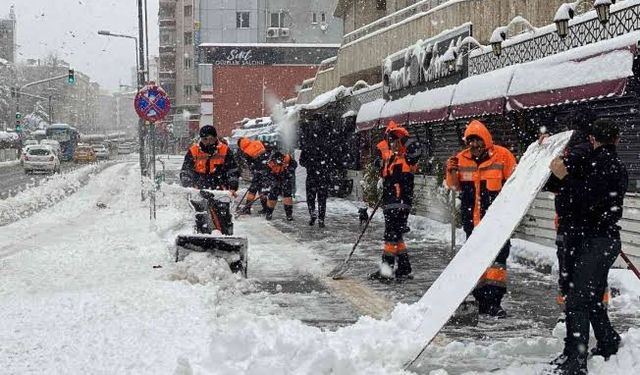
[356,99,385,132]
[302,86,350,111]
[378,94,414,126]
[507,44,636,110]
[450,66,516,120]
[408,85,456,124]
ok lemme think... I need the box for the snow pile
[169,252,254,293]
[510,238,558,271]
[0,163,103,225]
[609,268,640,314]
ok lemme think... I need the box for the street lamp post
[97,29,148,182]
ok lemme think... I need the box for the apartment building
[0,6,16,63]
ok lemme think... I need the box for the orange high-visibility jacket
[445,120,517,233]
[190,142,229,174]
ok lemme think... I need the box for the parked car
[20,144,38,166]
[117,143,132,155]
[23,145,60,174]
[40,139,62,157]
[92,144,110,160]
[23,139,39,147]
[73,145,97,163]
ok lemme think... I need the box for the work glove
[376,177,384,191]
[179,170,195,188]
[446,157,459,172]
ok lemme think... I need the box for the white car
[23,139,39,147]
[23,145,61,174]
[117,144,132,155]
[41,139,62,157]
[20,144,38,165]
[92,144,110,160]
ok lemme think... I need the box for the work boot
[590,334,621,360]
[318,219,325,228]
[309,212,316,226]
[284,205,293,221]
[395,252,412,279]
[549,351,570,366]
[258,198,268,214]
[265,207,274,221]
[486,304,507,319]
[370,254,395,280]
[554,353,587,375]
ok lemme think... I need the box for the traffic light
[15,121,22,133]
[15,112,22,120]
[68,69,75,84]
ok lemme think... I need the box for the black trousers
[565,237,620,356]
[306,173,329,220]
[467,228,511,307]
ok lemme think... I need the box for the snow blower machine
[175,188,248,278]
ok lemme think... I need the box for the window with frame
[184,85,192,97]
[321,12,326,22]
[376,0,387,11]
[184,57,192,69]
[236,12,250,28]
[270,12,284,28]
[184,31,192,45]
[184,5,192,17]
[312,12,317,24]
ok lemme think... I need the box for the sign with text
[201,44,339,66]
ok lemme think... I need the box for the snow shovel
[327,197,383,279]
[175,189,249,278]
[620,250,640,281]
[233,189,249,213]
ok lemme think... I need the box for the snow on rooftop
[302,85,350,111]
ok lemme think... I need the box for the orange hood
[464,120,494,149]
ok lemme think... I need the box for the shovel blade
[175,234,248,278]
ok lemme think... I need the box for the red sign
[134,82,171,122]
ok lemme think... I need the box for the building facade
[19,59,100,134]
[159,0,199,142]
[199,43,339,137]
[0,6,16,63]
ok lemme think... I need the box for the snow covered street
[1,159,639,375]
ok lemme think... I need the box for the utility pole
[137,0,148,178]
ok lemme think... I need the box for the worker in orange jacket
[180,125,239,191]
[446,119,517,318]
[369,121,421,280]
[264,150,297,221]
[237,137,270,214]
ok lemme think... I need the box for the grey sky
[1,0,158,92]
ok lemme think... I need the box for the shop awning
[507,45,635,110]
[356,98,385,131]
[450,65,515,120]
[378,94,414,126]
[408,85,456,123]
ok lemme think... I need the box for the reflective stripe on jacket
[190,143,229,174]
[376,139,417,178]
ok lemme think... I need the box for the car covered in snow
[40,139,62,157]
[92,144,110,160]
[23,145,60,174]
[117,143,133,155]
[73,145,97,163]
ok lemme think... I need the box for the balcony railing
[342,0,449,44]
